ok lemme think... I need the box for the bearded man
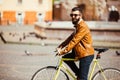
[56,6,94,80]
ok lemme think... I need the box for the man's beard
[72,18,80,25]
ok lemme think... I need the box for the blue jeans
[62,50,94,80]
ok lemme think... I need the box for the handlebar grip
[55,53,58,56]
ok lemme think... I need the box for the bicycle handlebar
[54,48,109,59]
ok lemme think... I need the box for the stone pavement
[0,23,120,80]
[0,43,119,80]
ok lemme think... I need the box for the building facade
[0,0,53,25]
[0,0,119,25]
[53,0,120,21]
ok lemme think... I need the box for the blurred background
[0,0,119,25]
[0,0,120,80]
[0,0,120,46]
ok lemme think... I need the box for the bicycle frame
[88,59,107,80]
[53,57,107,80]
[53,58,76,80]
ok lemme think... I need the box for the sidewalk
[1,32,120,49]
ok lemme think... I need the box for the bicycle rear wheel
[92,68,120,80]
[31,66,69,80]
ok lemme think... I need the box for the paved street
[0,23,120,79]
[0,43,120,80]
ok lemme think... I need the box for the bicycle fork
[53,66,61,80]
[53,59,63,80]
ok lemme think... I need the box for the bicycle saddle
[94,48,109,53]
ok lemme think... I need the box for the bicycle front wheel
[92,68,120,80]
[31,66,69,80]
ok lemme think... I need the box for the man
[56,7,94,80]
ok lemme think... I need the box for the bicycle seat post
[94,48,109,59]
[96,52,101,59]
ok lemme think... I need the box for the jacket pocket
[74,43,86,58]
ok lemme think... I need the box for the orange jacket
[58,20,94,59]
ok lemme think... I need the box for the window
[0,0,3,4]
[18,0,22,4]
[38,0,42,4]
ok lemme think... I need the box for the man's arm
[59,25,89,55]
[58,32,74,48]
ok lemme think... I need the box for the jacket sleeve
[61,25,89,55]
[58,32,74,48]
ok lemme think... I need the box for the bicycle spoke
[31,66,69,80]
[92,68,120,80]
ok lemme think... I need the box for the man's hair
[72,7,82,13]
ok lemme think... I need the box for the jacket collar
[74,19,83,28]
[78,18,83,24]
[76,18,83,27]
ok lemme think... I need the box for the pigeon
[116,51,120,56]
[25,50,32,56]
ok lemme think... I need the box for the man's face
[70,10,82,25]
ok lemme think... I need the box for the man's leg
[79,55,94,80]
[62,51,79,76]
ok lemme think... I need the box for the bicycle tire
[31,66,69,80]
[92,68,120,80]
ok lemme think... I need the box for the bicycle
[31,48,120,80]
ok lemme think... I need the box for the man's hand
[55,47,67,56]
[56,48,62,56]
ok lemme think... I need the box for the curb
[3,39,120,49]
